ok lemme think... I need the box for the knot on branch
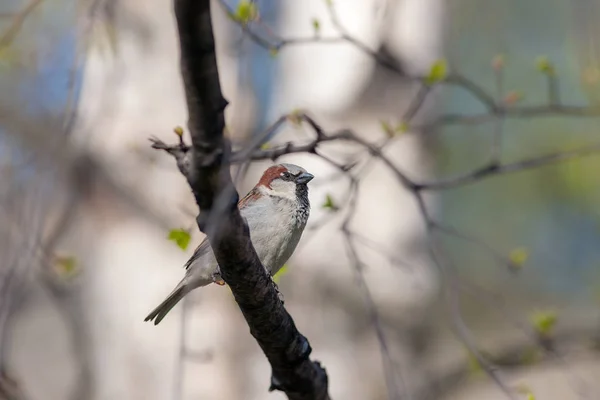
[269,360,330,399]
[268,335,314,392]
[286,334,312,365]
[269,376,283,392]
[215,97,229,114]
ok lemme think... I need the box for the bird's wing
[184,187,262,270]
[184,238,211,270]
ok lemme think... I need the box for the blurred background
[1,0,600,399]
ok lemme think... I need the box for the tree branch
[164,1,330,398]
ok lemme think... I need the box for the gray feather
[144,284,186,325]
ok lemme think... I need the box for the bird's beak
[295,172,314,184]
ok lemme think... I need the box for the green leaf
[466,352,482,376]
[530,310,558,337]
[516,384,536,400]
[168,229,191,251]
[287,109,304,125]
[509,247,528,269]
[396,121,409,134]
[54,255,78,278]
[425,59,447,85]
[312,18,321,34]
[380,120,395,138]
[273,264,289,284]
[322,194,338,210]
[234,1,258,24]
[535,56,555,75]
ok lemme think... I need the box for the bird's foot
[212,271,226,286]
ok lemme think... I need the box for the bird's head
[256,163,314,202]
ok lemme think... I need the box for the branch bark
[167,1,330,398]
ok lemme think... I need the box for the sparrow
[145,163,314,325]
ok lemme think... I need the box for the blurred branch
[0,368,28,400]
[0,106,172,230]
[220,0,600,133]
[413,191,520,400]
[148,1,600,399]
[418,142,600,191]
[340,177,406,400]
[419,103,600,133]
[413,326,600,400]
[205,99,600,400]
[0,0,45,48]
[0,3,154,400]
[0,185,47,400]
[432,222,518,272]
[37,191,93,400]
[216,104,600,399]
[40,270,94,400]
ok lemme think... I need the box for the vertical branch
[164,1,331,399]
[0,0,45,48]
[412,192,519,400]
[173,0,228,214]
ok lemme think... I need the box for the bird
[145,163,314,325]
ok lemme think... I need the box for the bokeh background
[1,0,600,399]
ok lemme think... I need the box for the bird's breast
[242,201,308,275]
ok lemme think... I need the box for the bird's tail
[144,284,187,325]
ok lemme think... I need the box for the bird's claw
[212,271,226,286]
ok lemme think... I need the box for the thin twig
[0,0,45,48]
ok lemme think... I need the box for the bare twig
[0,0,45,48]
[418,142,600,191]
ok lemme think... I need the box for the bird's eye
[281,172,292,180]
